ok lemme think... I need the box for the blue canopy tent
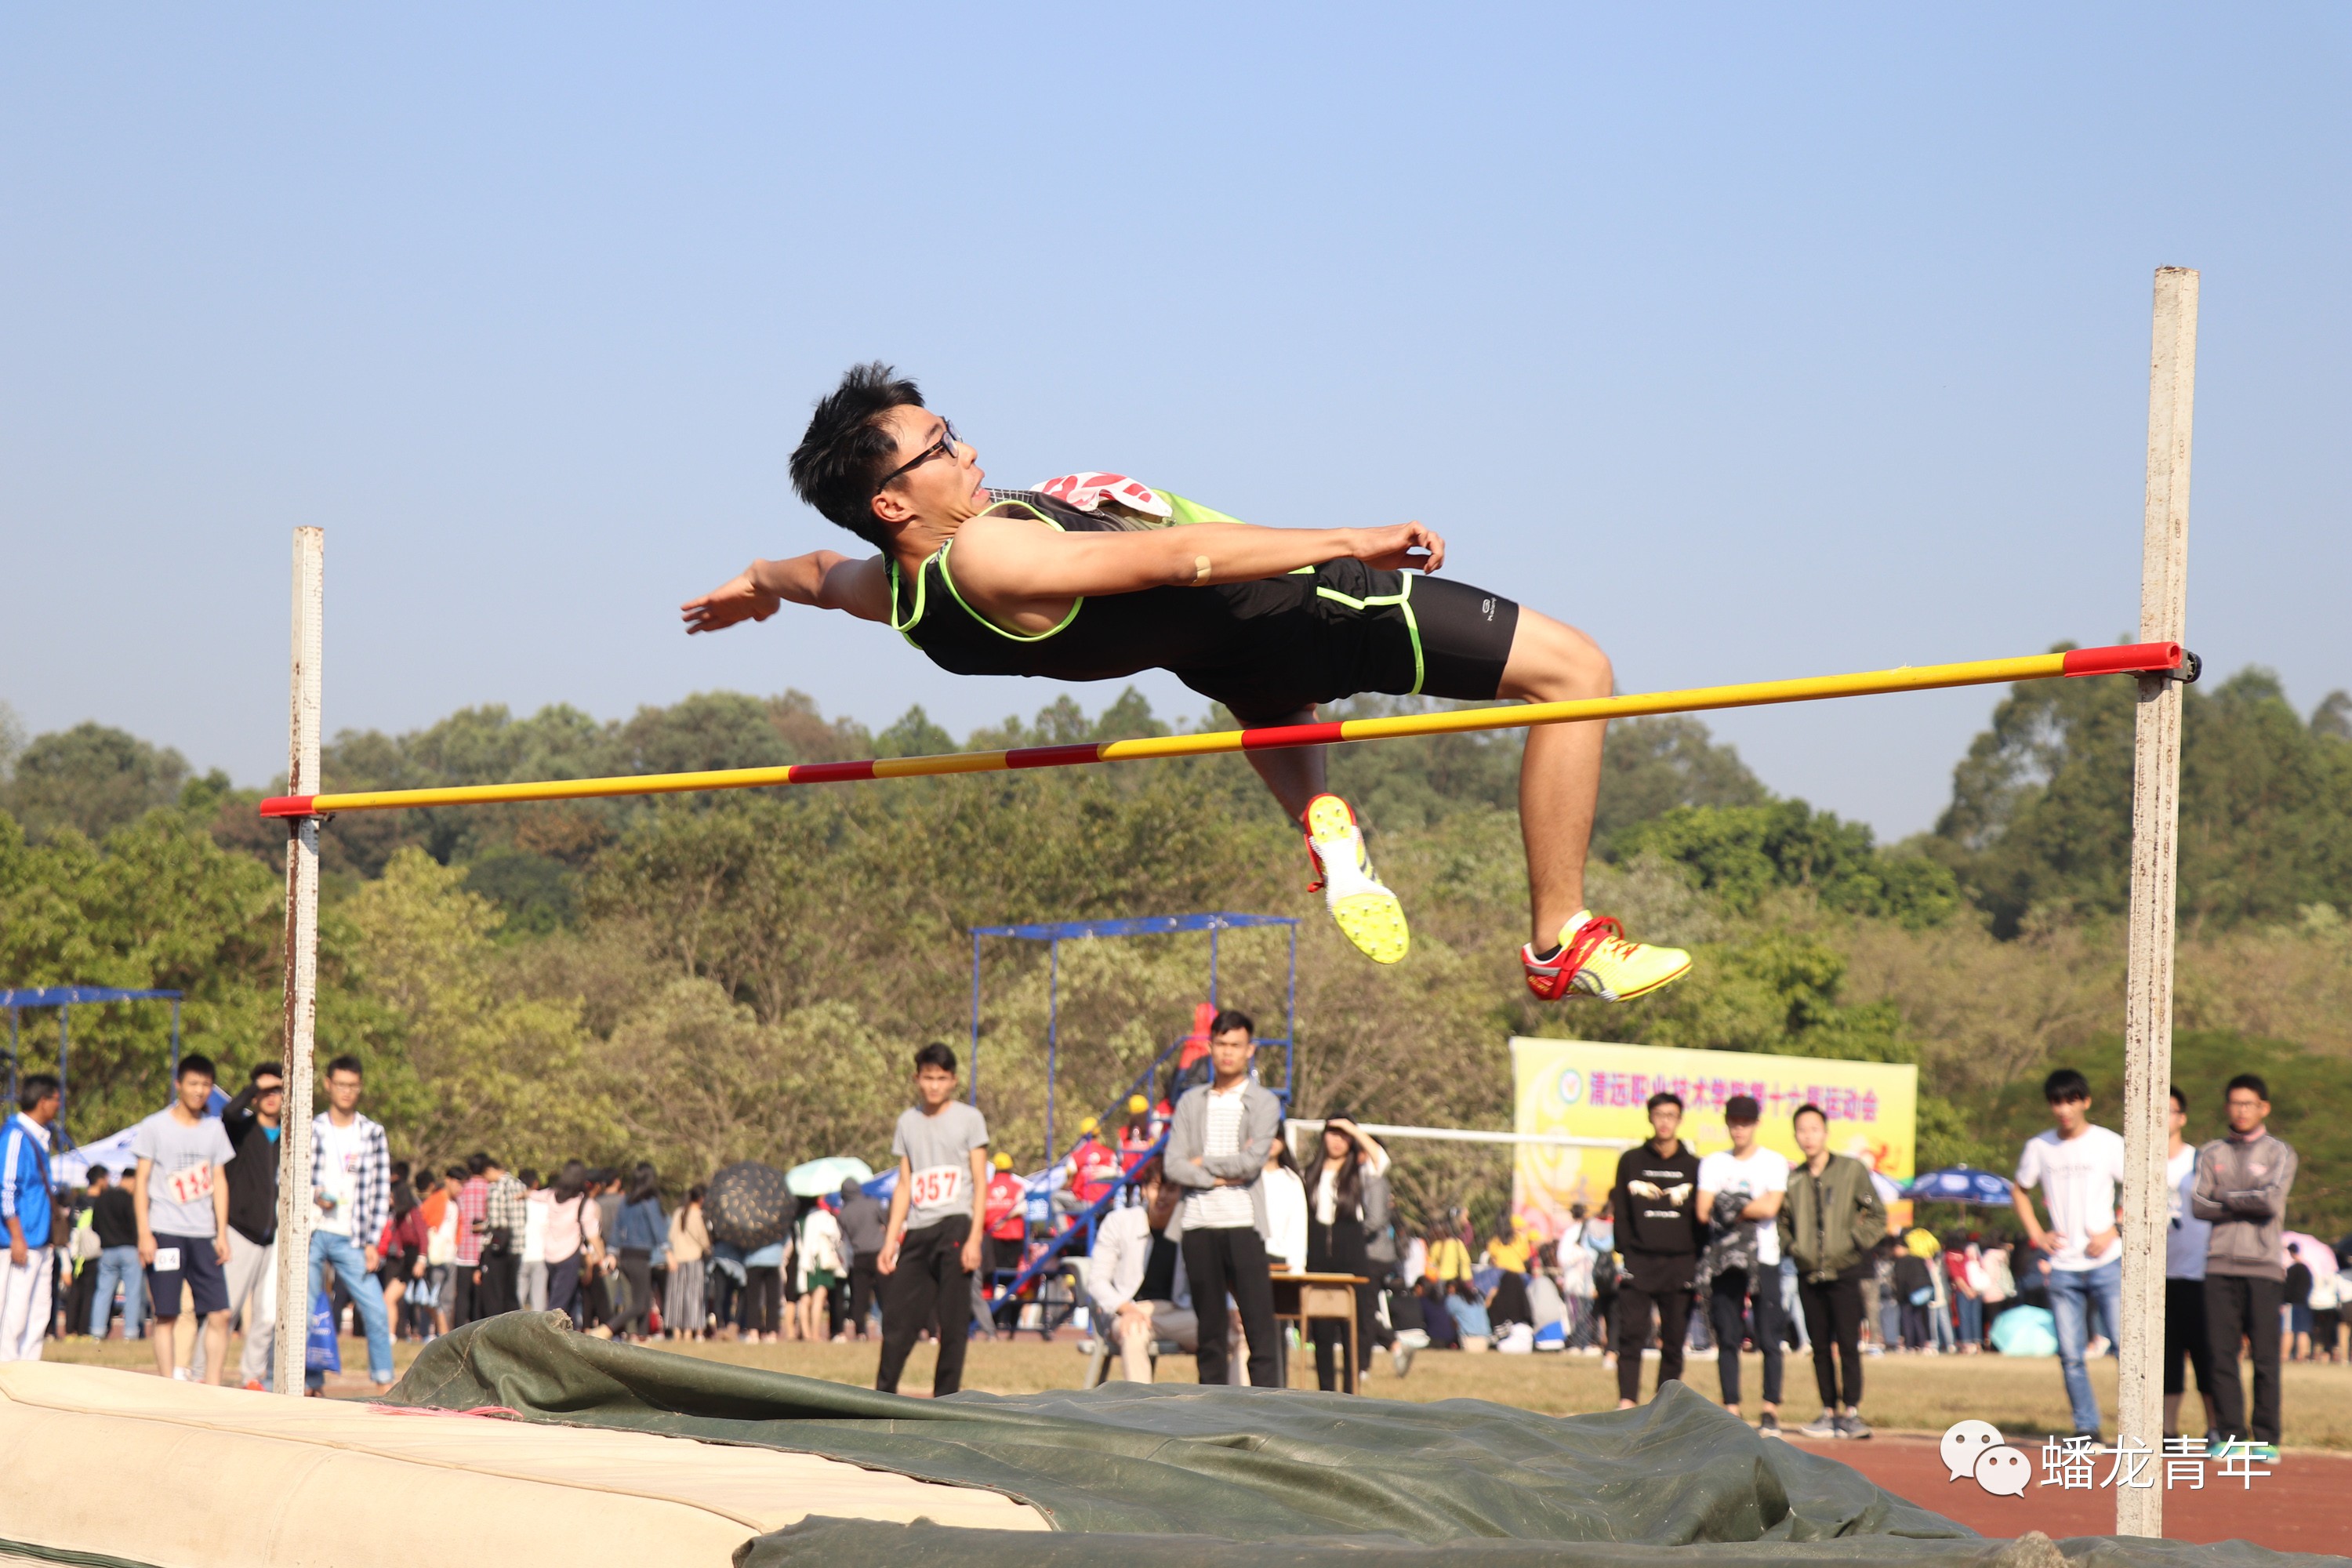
[967,912,1298,1167]
[1,984,183,1145]
[967,912,1298,1313]
[1906,1165,2015,1206]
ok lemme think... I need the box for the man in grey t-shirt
[132,1055,236,1383]
[875,1042,989,1396]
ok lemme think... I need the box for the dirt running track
[1795,1432,2352,1556]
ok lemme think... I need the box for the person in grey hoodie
[2192,1073,2298,1457]
[837,1176,887,1340]
[1163,1008,1283,1388]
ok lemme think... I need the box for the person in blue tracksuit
[2,1074,63,1362]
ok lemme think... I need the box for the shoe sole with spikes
[1305,794,1409,964]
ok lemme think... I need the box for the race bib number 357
[908,1165,966,1209]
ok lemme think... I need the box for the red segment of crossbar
[789,760,880,783]
[2060,641,2183,677]
[258,795,315,818]
[1007,743,1109,770]
[1240,720,1347,750]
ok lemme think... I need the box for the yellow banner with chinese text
[1510,1038,1916,1242]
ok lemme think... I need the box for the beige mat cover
[0,1363,1044,1567]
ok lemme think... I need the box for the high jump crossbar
[256,641,2187,819]
[1286,1118,1633,1152]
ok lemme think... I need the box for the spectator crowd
[0,1036,2339,1468]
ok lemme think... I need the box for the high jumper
[681,363,1691,1004]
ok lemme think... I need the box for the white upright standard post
[272,528,325,1398]
[2115,267,2196,1537]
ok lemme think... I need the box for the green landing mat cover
[383,1316,2342,1568]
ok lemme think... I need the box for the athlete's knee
[1504,611,1611,702]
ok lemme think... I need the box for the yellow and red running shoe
[1522,912,1690,1001]
[1304,793,1409,964]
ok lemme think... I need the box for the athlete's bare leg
[1238,706,1326,820]
[1496,608,1613,946]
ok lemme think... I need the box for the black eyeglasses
[872,419,960,495]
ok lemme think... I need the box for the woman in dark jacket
[1304,1116,1392,1390]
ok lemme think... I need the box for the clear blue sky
[5,5,2346,838]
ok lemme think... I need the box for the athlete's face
[869,405,986,530]
[1792,1112,1828,1160]
[913,1063,958,1110]
[1209,1027,1254,1086]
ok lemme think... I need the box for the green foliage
[1589,927,1911,1062]
[9,669,2349,1229]
[343,849,613,1172]
[0,722,191,844]
[1938,659,2352,935]
[1614,800,1958,927]
[1961,1029,2352,1238]
[0,804,280,1138]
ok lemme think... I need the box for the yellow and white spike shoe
[1304,793,1409,964]
[1521,911,1691,1001]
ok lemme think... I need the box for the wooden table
[1269,1270,1370,1393]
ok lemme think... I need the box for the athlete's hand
[681,569,782,634]
[1349,522,1445,574]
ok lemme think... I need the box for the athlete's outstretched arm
[682,551,891,632]
[951,516,1444,601]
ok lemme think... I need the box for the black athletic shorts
[1185,567,1522,720]
[145,1232,230,1318]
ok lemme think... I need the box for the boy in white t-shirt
[1697,1095,1791,1434]
[2011,1068,2127,1439]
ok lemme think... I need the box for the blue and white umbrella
[1906,1166,2014,1206]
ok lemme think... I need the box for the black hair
[87,1164,110,1181]
[627,1163,659,1205]
[1645,1090,1683,1114]
[445,1165,468,1182]
[466,1152,490,1177]
[789,362,927,548]
[2042,1069,2090,1104]
[1209,1008,1254,1038]
[18,1073,60,1111]
[2169,1085,2188,1114]
[249,1062,283,1087]
[2226,1073,2269,1102]
[175,1054,216,1083]
[687,1183,705,1203]
[519,1168,541,1190]
[1308,1123,1364,1214]
[325,1054,363,1080]
[1131,1157,1165,1189]
[1791,1102,1828,1126]
[390,1160,410,1181]
[554,1160,589,1202]
[913,1041,957,1076]
[1270,1139,1301,1176]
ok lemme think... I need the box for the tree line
[2,652,2347,1234]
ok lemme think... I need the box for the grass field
[43,1329,2352,1452]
